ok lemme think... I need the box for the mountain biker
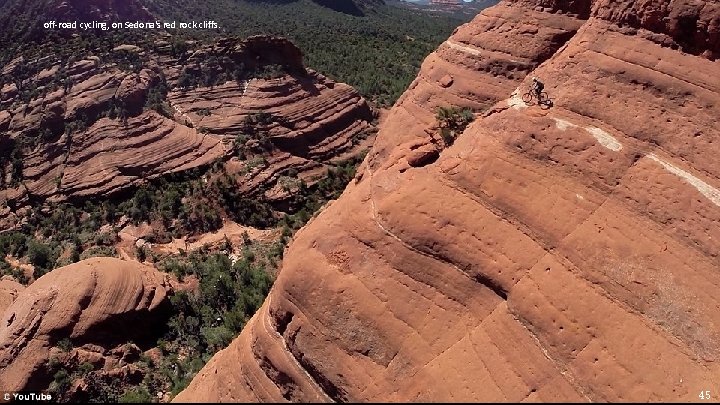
[531,77,545,100]
[531,77,544,100]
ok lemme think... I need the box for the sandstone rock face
[177,0,720,402]
[0,36,373,216]
[0,278,23,314]
[167,69,373,201]
[168,71,371,161]
[0,58,227,206]
[0,258,172,392]
[58,111,225,197]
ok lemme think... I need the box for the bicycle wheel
[521,92,534,105]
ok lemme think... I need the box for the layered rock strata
[0,258,172,392]
[0,36,373,220]
[177,0,720,402]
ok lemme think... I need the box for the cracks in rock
[507,306,593,402]
[257,355,301,402]
[348,231,466,310]
[472,272,508,300]
[251,313,304,402]
[261,297,333,402]
[502,186,717,394]
[274,309,294,337]
[553,195,720,368]
[465,304,519,400]
[584,48,719,95]
[285,326,348,403]
[364,165,510,303]
[438,175,558,258]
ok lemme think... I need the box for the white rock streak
[552,118,623,151]
[647,154,720,207]
[554,118,574,130]
[553,116,718,207]
[445,40,483,56]
[586,127,623,152]
[508,88,528,110]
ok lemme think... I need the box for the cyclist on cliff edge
[531,77,544,100]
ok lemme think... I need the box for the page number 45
[699,391,711,400]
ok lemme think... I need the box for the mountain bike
[522,90,551,108]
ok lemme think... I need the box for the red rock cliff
[0,258,172,392]
[0,36,372,224]
[176,0,720,402]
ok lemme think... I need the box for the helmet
[532,76,537,81]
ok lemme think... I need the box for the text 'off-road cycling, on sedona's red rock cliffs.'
[175,0,720,402]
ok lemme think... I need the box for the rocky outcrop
[168,69,373,200]
[0,258,172,392]
[0,59,228,207]
[371,0,586,168]
[58,111,225,198]
[0,36,373,216]
[169,72,371,156]
[177,0,720,402]
[0,277,23,314]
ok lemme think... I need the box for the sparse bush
[146,79,171,117]
[78,362,95,376]
[119,386,153,403]
[79,246,117,260]
[177,72,194,90]
[136,245,147,262]
[255,64,286,80]
[50,368,71,395]
[27,240,53,273]
[56,338,73,352]
[94,231,117,246]
[435,106,475,147]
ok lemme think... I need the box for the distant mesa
[312,0,385,16]
[246,0,385,16]
[0,0,154,22]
